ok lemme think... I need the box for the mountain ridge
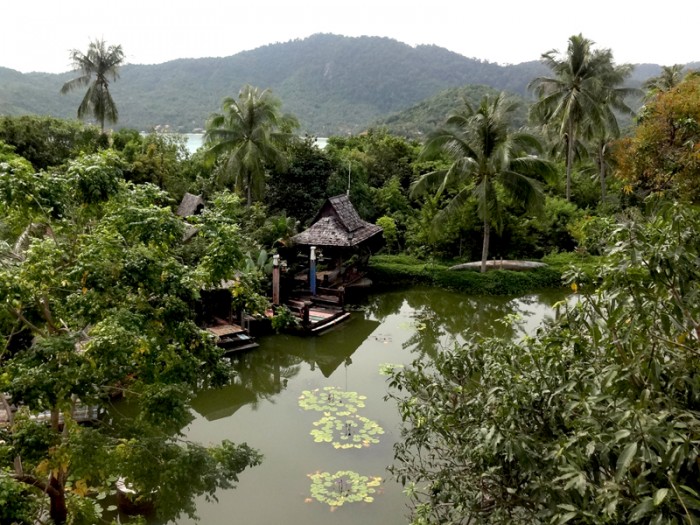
[0,34,688,136]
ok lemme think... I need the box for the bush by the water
[368,254,563,295]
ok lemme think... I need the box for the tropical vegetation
[529,34,638,201]
[204,85,299,205]
[1,31,699,525]
[413,93,553,272]
[60,39,125,133]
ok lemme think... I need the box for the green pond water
[172,287,567,524]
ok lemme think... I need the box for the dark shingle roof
[292,195,383,248]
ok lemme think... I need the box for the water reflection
[176,288,567,525]
[364,287,563,356]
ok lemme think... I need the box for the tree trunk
[14,473,67,524]
[480,220,490,273]
[565,122,575,201]
[599,142,607,203]
[49,475,68,524]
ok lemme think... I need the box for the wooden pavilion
[274,195,383,334]
[291,194,383,289]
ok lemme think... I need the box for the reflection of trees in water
[366,288,563,358]
[229,347,303,406]
[401,307,445,359]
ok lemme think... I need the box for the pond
[172,287,567,524]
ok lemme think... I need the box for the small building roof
[176,193,205,217]
[292,194,383,248]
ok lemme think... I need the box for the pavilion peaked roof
[292,194,383,248]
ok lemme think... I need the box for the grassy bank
[367,253,600,296]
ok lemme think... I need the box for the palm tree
[413,93,553,272]
[529,34,635,201]
[205,85,299,206]
[60,39,125,133]
[643,64,686,98]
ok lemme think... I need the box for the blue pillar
[310,246,317,296]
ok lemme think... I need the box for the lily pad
[378,363,404,376]
[298,386,367,415]
[308,470,382,507]
[310,414,384,449]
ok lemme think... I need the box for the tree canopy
[0,151,264,524]
[615,73,700,203]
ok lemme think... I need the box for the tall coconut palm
[413,93,553,272]
[60,39,124,133]
[529,34,635,201]
[205,85,299,206]
[643,64,686,98]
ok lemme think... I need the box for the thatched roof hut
[176,193,205,217]
[291,195,383,250]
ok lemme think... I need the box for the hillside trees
[0,151,264,523]
[413,94,553,272]
[204,85,299,206]
[0,116,102,170]
[615,73,700,203]
[388,201,700,524]
[60,39,125,133]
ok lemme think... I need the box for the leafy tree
[413,93,552,272]
[266,136,335,224]
[376,215,399,253]
[388,201,700,524]
[0,154,263,524]
[529,34,636,201]
[615,73,700,203]
[113,129,193,198]
[0,116,102,170]
[204,85,299,205]
[60,39,125,133]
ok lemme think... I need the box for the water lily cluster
[299,386,384,507]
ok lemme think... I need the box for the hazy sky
[2,0,697,74]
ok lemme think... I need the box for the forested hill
[0,34,673,136]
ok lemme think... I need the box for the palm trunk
[480,220,490,273]
[599,142,607,203]
[566,121,575,201]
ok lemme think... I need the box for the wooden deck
[206,323,259,354]
[285,299,352,334]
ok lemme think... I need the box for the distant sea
[182,134,327,154]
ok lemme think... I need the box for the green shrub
[368,254,564,295]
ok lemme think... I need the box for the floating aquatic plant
[308,470,382,507]
[298,386,366,415]
[378,363,404,376]
[310,414,384,449]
